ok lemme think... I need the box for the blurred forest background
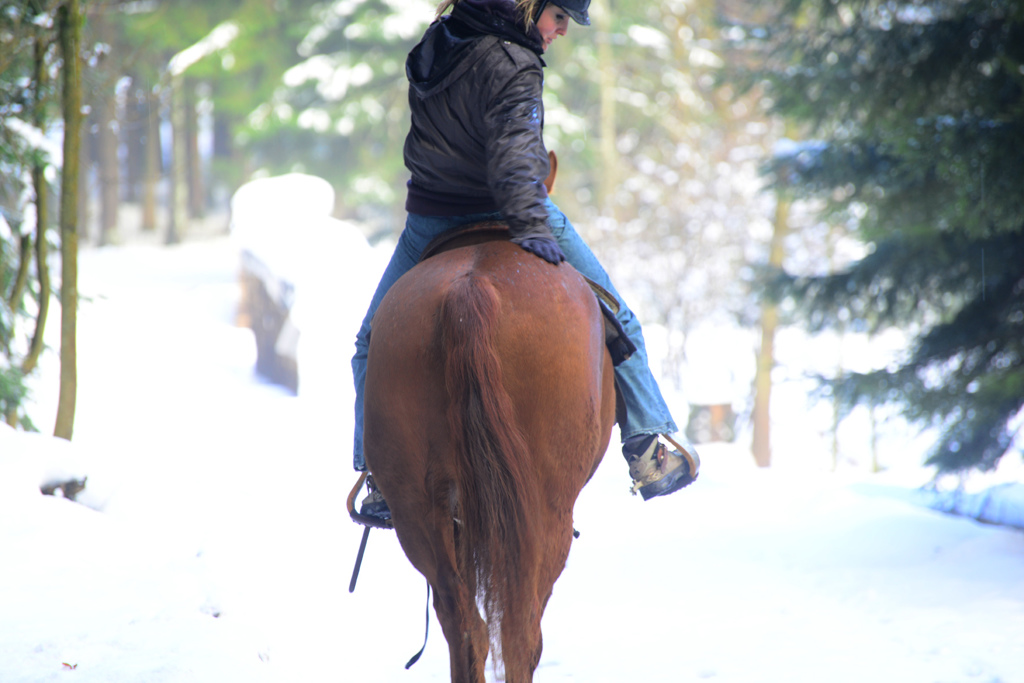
[1,0,1021,475]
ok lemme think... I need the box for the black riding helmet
[537,0,591,26]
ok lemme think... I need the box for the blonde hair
[435,0,546,29]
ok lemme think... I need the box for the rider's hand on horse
[516,236,566,264]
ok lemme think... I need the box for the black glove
[516,236,566,264]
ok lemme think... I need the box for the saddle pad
[419,220,511,262]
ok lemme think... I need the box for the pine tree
[725,0,1024,472]
[239,0,431,223]
[1,0,62,430]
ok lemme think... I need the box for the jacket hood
[407,0,544,97]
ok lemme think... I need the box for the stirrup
[360,475,392,520]
[347,472,394,529]
[627,435,700,500]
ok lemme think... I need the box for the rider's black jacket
[403,0,554,244]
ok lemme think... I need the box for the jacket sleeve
[481,50,553,242]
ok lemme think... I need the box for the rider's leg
[543,198,676,438]
[543,198,699,498]
[352,210,502,471]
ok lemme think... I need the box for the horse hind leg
[389,501,489,679]
[513,521,577,681]
[398,515,489,683]
[499,593,544,683]
[431,556,489,683]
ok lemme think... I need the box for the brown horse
[362,232,617,682]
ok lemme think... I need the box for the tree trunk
[97,82,120,245]
[123,85,145,203]
[7,234,32,324]
[751,193,790,468]
[213,109,244,215]
[23,173,49,376]
[186,79,205,219]
[142,86,160,231]
[77,111,91,243]
[95,9,119,246]
[54,0,84,441]
[592,0,618,219]
[870,405,881,473]
[166,73,187,244]
[23,28,51,377]
[213,109,233,159]
[827,226,840,471]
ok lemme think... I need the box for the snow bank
[229,173,387,398]
[929,483,1024,530]
[0,423,90,506]
[0,426,270,683]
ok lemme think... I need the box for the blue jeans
[351,198,677,470]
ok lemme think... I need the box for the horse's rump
[363,239,615,681]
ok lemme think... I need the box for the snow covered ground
[2,230,1023,683]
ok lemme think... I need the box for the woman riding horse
[352,0,699,517]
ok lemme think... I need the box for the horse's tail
[438,272,538,672]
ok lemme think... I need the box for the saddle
[420,221,636,366]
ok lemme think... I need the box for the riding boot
[360,475,392,521]
[623,434,700,501]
